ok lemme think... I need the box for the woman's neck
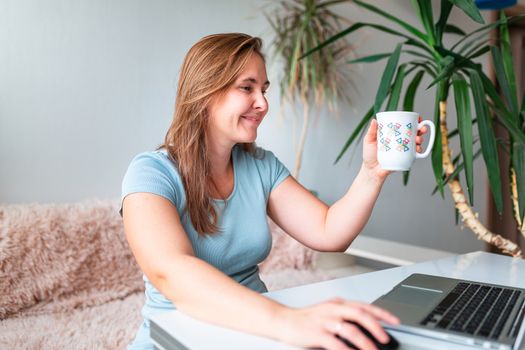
[207,141,235,200]
[208,144,233,176]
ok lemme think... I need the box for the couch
[0,200,331,349]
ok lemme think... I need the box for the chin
[238,131,257,144]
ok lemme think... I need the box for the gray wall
[1,0,486,253]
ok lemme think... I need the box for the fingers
[338,322,377,350]
[335,302,399,345]
[417,116,428,137]
[324,300,399,344]
[328,297,345,305]
[417,116,428,142]
[364,119,378,144]
[319,334,354,350]
[344,311,389,344]
[321,322,377,350]
[357,303,400,325]
[416,134,423,151]
[341,301,399,325]
[291,299,399,350]
[416,123,427,151]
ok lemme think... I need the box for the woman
[122,33,425,350]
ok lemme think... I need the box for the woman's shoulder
[124,149,182,182]
[128,149,175,170]
[122,149,183,204]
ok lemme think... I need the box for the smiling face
[206,53,269,150]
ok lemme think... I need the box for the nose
[253,91,268,114]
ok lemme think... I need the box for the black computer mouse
[335,321,399,350]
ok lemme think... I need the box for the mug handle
[415,120,436,159]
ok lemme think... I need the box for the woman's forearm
[156,254,289,341]
[323,164,386,251]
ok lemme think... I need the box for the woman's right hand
[274,298,400,350]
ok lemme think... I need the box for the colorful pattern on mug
[378,122,413,153]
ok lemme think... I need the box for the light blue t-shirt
[121,145,290,350]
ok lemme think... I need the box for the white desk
[151,251,525,350]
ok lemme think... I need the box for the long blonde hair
[163,33,263,235]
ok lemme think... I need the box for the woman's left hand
[414,116,429,153]
[362,117,429,182]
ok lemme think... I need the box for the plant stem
[510,168,525,239]
[440,100,523,257]
[293,102,310,179]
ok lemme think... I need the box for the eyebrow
[241,78,270,87]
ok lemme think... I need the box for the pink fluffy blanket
[0,200,327,349]
[0,200,143,319]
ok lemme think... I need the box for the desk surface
[151,251,525,350]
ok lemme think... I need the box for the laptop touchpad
[387,285,443,307]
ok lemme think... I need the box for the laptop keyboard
[420,282,524,339]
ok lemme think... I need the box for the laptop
[373,273,525,350]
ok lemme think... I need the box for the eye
[240,86,252,92]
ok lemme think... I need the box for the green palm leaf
[432,148,483,194]
[499,13,519,116]
[301,21,430,58]
[409,61,438,78]
[317,0,349,8]
[469,69,503,213]
[448,128,459,139]
[480,71,525,145]
[403,49,434,61]
[521,89,525,122]
[458,35,488,55]
[334,106,374,163]
[427,56,455,89]
[448,0,484,24]
[386,65,406,110]
[491,46,519,117]
[432,82,447,197]
[434,47,481,70]
[436,0,453,44]
[348,53,391,64]
[444,24,466,36]
[453,75,474,205]
[348,49,434,64]
[353,0,429,42]
[413,0,436,44]
[478,70,511,115]
[466,45,490,60]
[403,70,425,111]
[375,43,402,113]
[447,118,478,139]
[403,170,411,186]
[451,21,502,52]
[452,15,524,53]
[404,38,436,56]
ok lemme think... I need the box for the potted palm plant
[305,0,525,257]
[264,0,354,179]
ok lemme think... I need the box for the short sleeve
[260,149,290,192]
[121,152,182,210]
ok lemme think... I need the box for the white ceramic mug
[376,111,436,171]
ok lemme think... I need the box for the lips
[241,115,261,123]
